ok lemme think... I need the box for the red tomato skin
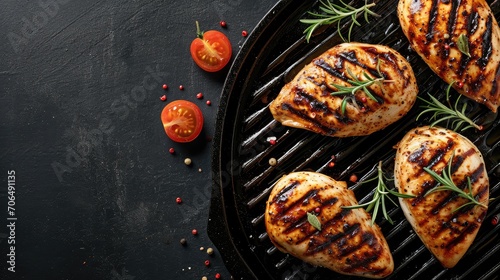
[190,30,232,72]
[161,100,204,143]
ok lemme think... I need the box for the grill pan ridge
[209,0,500,279]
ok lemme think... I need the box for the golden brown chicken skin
[394,126,489,268]
[265,171,394,278]
[398,0,500,112]
[270,43,418,137]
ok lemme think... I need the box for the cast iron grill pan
[209,0,500,279]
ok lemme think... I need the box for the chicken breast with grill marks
[265,171,394,278]
[398,0,500,112]
[269,42,418,137]
[394,126,489,268]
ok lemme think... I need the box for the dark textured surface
[0,0,278,279]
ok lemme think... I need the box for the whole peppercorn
[180,238,187,246]
[220,21,227,28]
[206,247,214,255]
[349,174,358,183]
[192,229,198,235]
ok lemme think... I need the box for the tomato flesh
[161,100,204,143]
[190,30,232,72]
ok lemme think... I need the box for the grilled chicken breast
[394,126,489,268]
[398,0,500,112]
[265,171,394,278]
[269,42,418,137]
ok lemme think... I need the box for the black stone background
[0,0,279,279]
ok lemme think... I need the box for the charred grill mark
[426,0,440,41]
[338,232,375,257]
[445,222,479,249]
[458,54,471,76]
[297,207,359,246]
[314,58,348,81]
[304,223,361,255]
[336,50,394,104]
[451,148,476,172]
[344,254,381,274]
[426,139,455,169]
[467,11,479,35]
[408,139,455,175]
[272,180,300,204]
[408,145,427,165]
[284,197,340,239]
[274,189,319,227]
[446,0,461,41]
[338,51,389,80]
[478,14,493,68]
[428,162,485,215]
[280,103,338,135]
[293,89,334,114]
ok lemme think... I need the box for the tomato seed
[160,95,167,101]
[220,21,227,28]
[197,92,204,99]
[162,84,168,90]
[242,30,248,37]
[176,197,182,204]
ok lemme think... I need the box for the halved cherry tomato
[190,21,232,72]
[161,100,204,143]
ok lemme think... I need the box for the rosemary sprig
[330,60,385,115]
[342,161,415,226]
[416,82,482,132]
[300,0,379,43]
[423,153,487,213]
